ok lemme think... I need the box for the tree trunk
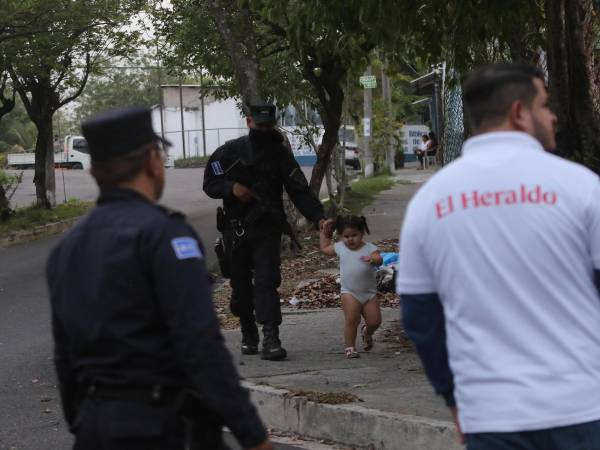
[546,0,600,173]
[310,113,341,196]
[0,183,11,220]
[206,0,262,105]
[32,114,54,208]
[308,77,343,196]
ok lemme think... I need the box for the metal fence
[162,127,247,159]
[441,77,465,165]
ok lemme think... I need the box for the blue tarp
[380,252,399,266]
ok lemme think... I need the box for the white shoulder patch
[211,161,224,175]
[171,237,203,260]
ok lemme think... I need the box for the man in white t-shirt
[397,63,600,449]
[415,134,429,170]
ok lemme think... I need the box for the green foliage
[0,96,36,152]
[174,156,210,168]
[342,175,394,215]
[75,61,165,121]
[0,168,22,220]
[3,0,147,116]
[1,0,147,205]
[0,168,17,186]
[371,98,401,172]
[153,0,312,105]
[395,0,545,76]
[0,198,90,232]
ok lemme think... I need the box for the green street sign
[359,75,377,89]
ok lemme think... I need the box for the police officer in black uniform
[204,104,326,361]
[46,107,272,450]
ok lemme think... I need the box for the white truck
[7,135,91,170]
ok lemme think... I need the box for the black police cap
[81,106,170,162]
[249,104,277,126]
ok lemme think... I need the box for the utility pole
[362,66,374,177]
[156,44,165,143]
[381,62,395,171]
[178,76,186,159]
[200,73,207,157]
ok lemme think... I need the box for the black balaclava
[249,128,283,149]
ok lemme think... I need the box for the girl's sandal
[361,324,374,351]
[345,347,360,359]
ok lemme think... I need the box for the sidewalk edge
[244,382,462,450]
[0,217,79,248]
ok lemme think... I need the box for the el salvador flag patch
[171,237,203,260]
[211,161,224,175]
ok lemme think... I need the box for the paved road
[9,166,322,209]
[0,166,329,450]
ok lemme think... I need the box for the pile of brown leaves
[373,238,399,253]
[290,275,341,309]
[212,233,401,326]
[289,275,400,309]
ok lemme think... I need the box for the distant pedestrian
[414,134,429,170]
[397,63,600,449]
[47,107,272,450]
[415,132,437,169]
[320,215,382,358]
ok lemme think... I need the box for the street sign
[359,75,377,89]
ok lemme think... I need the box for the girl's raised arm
[319,219,336,256]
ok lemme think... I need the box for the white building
[151,85,248,160]
[151,86,321,165]
[399,124,430,162]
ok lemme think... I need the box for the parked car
[339,126,361,170]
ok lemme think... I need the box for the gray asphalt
[0,166,325,450]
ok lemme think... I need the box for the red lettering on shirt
[435,195,454,218]
[461,191,480,209]
[543,191,557,205]
[435,185,558,219]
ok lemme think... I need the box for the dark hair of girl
[428,131,437,145]
[334,215,370,235]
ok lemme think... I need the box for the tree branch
[7,66,33,116]
[57,54,91,109]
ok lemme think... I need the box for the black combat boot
[261,323,287,361]
[241,320,259,355]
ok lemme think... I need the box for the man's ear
[508,100,531,132]
[146,150,163,178]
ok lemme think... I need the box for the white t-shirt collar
[462,131,545,156]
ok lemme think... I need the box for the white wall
[151,98,247,160]
[151,98,322,162]
[400,124,430,154]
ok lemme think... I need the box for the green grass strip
[338,174,394,215]
[0,199,92,235]
[174,156,210,168]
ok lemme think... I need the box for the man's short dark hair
[90,143,157,188]
[463,63,545,130]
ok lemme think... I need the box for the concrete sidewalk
[222,165,461,449]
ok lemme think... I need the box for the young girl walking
[320,215,383,358]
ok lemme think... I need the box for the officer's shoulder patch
[171,237,203,260]
[211,161,224,175]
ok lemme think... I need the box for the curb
[0,217,80,248]
[245,383,462,450]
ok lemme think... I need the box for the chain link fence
[441,78,465,165]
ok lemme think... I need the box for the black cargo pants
[72,398,229,450]
[224,226,282,326]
